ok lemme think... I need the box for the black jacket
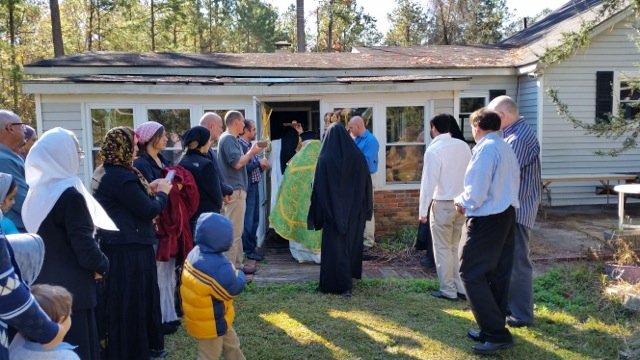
[134,152,168,182]
[92,165,168,246]
[35,187,109,310]
[180,150,224,215]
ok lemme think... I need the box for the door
[253,97,272,247]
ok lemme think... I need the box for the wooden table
[542,173,638,205]
[614,184,640,229]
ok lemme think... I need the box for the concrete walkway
[248,204,639,285]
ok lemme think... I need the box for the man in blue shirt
[348,116,379,249]
[454,108,520,355]
[0,110,28,232]
[488,96,541,328]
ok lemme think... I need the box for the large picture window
[90,108,134,169]
[385,106,425,183]
[147,108,191,165]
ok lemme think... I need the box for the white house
[21,0,640,237]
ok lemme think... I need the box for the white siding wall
[517,75,538,130]
[40,102,86,177]
[542,18,640,206]
[465,76,517,95]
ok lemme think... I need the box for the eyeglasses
[9,123,24,129]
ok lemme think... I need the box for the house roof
[25,48,515,71]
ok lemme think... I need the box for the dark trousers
[242,181,260,255]
[460,206,515,343]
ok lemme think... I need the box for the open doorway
[260,100,320,250]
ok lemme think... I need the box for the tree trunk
[8,0,19,111]
[49,0,65,57]
[151,0,156,51]
[327,0,334,52]
[296,0,305,52]
[87,0,94,51]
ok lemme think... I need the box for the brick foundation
[373,189,420,239]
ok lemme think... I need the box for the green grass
[165,263,639,359]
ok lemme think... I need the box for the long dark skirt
[319,220,365,294]
[98,243,164,360]
[65,308,99,360]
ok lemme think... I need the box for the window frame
[382,101,432,190]
[613,73,640,121]
[455,92,488,143]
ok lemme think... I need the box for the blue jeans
[242,182,260,255]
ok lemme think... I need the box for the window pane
[620,82,640,101]
[460,97,485,113]
[331,107,373,132]
[91,108,133,147]
[386,106,424,143]
[147,109,190,147]
[148,109,190,165]
[385,145,424,183]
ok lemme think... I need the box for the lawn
[165,263,639,359]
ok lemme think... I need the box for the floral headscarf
[101,127,155,197]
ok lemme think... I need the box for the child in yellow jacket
[180,212,246,360]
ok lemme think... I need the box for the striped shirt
[502,117,541,229]
[238,138,262,184]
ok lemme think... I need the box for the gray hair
[0,110,20,128]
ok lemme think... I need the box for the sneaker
[420,256,435,269]
[242,264,257,274]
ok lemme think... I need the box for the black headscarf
[307,123,372,235]
[182,126,211,149]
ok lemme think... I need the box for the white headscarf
[22,127,118,233]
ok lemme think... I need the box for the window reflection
[148,109,190,165]
[90,108,134,170]
[385,106,425,183]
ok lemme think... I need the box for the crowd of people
[0,93,539,359]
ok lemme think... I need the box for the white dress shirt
[419,133,472,218]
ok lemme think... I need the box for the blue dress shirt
[354,130,379,174]
[455,132,520,217]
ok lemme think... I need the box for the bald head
[199,112,224,141]
[348,116,366,137]
[487,95,519,129]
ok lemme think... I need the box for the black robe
[307,123,372,294]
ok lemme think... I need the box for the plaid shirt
[238,138,262,184]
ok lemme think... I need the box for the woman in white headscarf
[22,127,117,360]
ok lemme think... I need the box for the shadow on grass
[233,280,581,359]
[166,263,631,359]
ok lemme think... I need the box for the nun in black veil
[307,123,372,296]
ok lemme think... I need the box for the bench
[542,173,638,207]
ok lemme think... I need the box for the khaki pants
[223,189,246,269]
[430,200,465,298]
[196,327,245,360]
[364,174,376,248]
[364,212,376,248]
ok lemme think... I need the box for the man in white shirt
[419,114,472,301]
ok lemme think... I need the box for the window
[329,107,373,132]
[620,81,640,120]
[90,108,134,169]
[385,106,425,184]
[147,108,191,165]
[459,97,486,142]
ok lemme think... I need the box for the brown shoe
[242,264,257,274]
